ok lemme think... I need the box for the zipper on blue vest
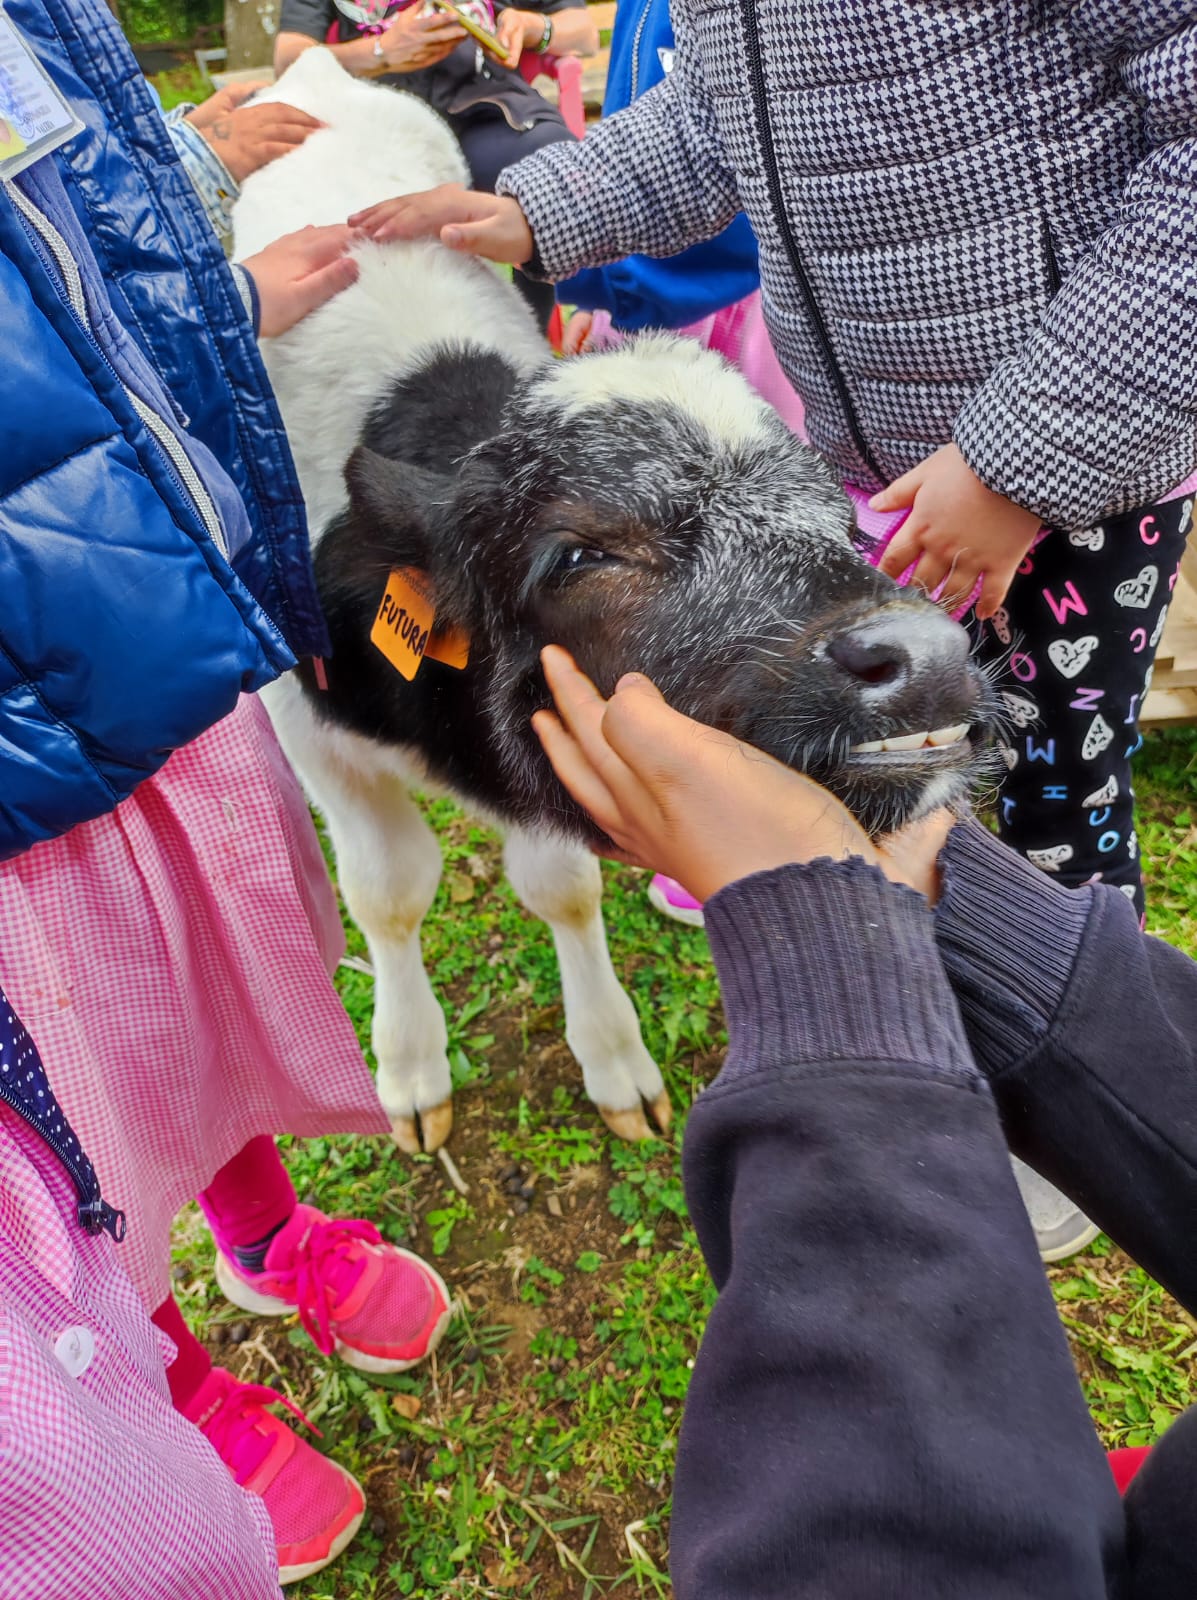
[0,1079,127,1242]
[740,0,884,484]
[4,178,231,560]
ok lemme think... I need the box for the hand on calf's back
[349,185,535,263]
[241,223,360,337]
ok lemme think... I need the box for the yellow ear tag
[371,568,469,680]
[425,624,471,671]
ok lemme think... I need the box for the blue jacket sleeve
[497,9,742,279]
[558,214,761,331]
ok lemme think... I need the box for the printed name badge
[371,568,470,681]
[0,4,83,181]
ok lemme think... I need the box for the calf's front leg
[332,776,456,1153]
[503,828,670,1140]
[265,683,456,1153]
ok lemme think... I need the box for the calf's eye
[556,543,616,577]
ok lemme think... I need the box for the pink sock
[198,1134,298,1263]
[152,1294,213,1411]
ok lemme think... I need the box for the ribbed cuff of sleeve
[704,857,977,1088]
[933,822,1095,1078]
[229,264,259,334]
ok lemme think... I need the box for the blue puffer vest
[0,0,327,860]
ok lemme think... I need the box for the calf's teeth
[850,723,970,755]
[927,722,969,747]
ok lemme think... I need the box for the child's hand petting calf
[240,223,361,337]
[871,442,1042,620]
[532,646,952,905]
[349,186,534,263]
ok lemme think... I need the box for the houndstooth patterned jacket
[499,0,1197,529]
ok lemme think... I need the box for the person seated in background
[534,644,1197,1599]
[274,0,597,325]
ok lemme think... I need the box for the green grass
[148,62,215,111]
[118,0,219,47]
[170,726,1197,1597]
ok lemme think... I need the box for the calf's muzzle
[824,600,975,738]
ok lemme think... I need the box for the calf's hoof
[418,1099,454,1152]
[598,1089,673,1143]
[391,1115,422,1154]
[648,1089,673,1133]
[390,1098,454,1154]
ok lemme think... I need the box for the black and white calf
[235,50,990,1152]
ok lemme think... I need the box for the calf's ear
[344,447,454,544]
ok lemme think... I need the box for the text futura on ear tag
[371,569,469,680]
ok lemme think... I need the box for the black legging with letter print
[976,494,1194,917]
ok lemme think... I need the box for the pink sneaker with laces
[181,1364,365,1585]
[215,1203,453,1374]
[648,874,705,928]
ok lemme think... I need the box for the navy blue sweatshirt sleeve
[934,822,1197,1313]
[674,858,1126,1600]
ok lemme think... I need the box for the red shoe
[182,1364,364,1585]
[1108,1445,1152,1495]
[216,1203,453,1374]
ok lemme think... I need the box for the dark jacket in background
[279,0,582,132]
[675,823,1197,1597]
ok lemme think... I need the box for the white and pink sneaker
[216,1203,453,1374]
[182,1365,365,1585]
[647,874,706,928]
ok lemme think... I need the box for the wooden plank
[1155,666,1197,691]
[1153,622,1197,668]
[1142,685,1197,727]
[1140,534,1197,726]
[532,50,610,116]
[1181,535,1197,597]
[211,64,274,89]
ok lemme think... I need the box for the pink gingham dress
[0,695,388,1311]
[0,1103,280,1598]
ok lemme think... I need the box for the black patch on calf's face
[308,352,995,842]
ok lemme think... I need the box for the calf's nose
[825,603,971,706]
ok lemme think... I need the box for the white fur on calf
[234,49,544,538]
[234,50,666,1150]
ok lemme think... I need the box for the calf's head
[342,336,994,839]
